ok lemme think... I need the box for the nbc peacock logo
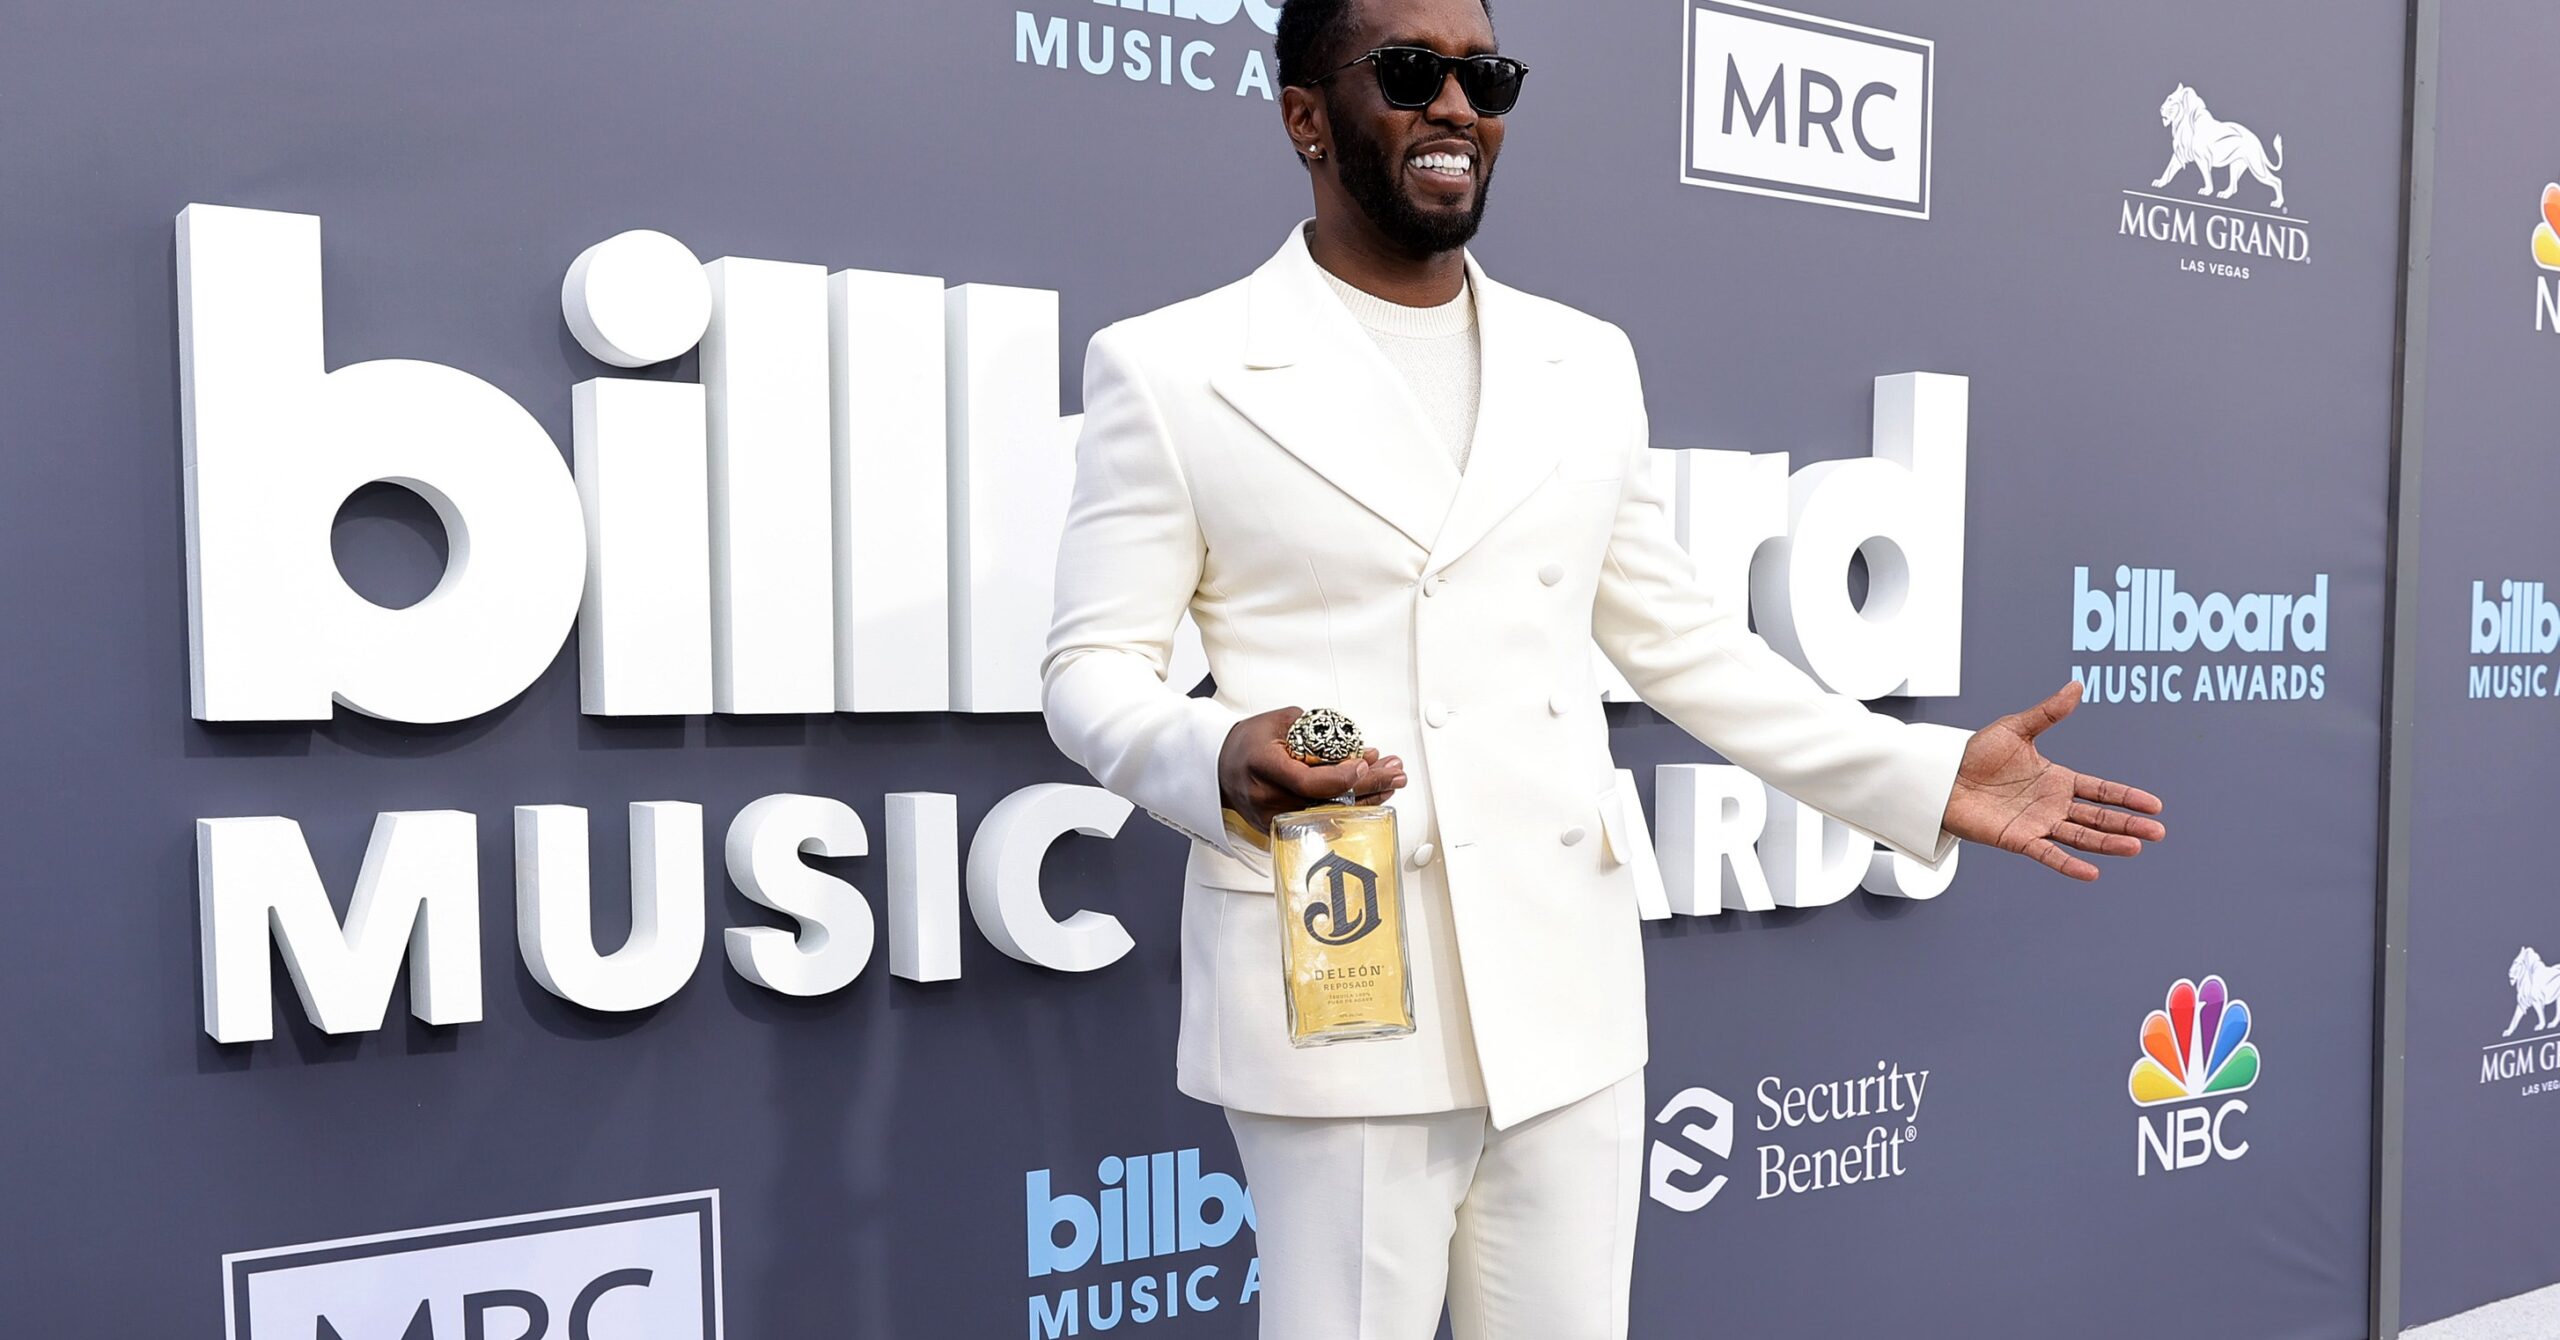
[2129,975,2260,1106]
[2533,183,2560,333]
[2128,975,2259,1176]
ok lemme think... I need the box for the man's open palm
[1942,681,2165,881]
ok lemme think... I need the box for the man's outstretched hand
[1220,706,1408,837]
[1942,681,2165,881]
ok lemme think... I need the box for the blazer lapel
[1424,251,1572,575]
[1205,223,1572,566]
[1209,225,1460,554]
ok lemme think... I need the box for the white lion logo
[2505,946,2560,1037]
[2152,84,2286,211]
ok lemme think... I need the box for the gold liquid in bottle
[1270,802,1416,1047]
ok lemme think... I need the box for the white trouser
[1223,1068,1644,1340]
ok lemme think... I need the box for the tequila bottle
[1270,800,1415,1047]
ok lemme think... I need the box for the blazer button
[1424,701,1450,727]
[1548,689,1572,716]
[1408,841,1438,869]
[1538,562,1565,586]
[1421,573,1446,597]
[1560,825,1588,846]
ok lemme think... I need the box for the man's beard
[1332,113,1494,257]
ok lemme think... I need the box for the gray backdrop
[0,1,2417,1336]
[2401,0,2560,1328]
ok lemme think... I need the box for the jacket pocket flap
[1596,783,1632,866]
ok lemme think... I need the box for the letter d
[178,204,585,722]
[1753,373,1967,699]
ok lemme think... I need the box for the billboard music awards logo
[176,202,1979,1047]
[2069,565,2330,705]
[2466,579,2560,699]
[2118,83,2311,279]
[2129,976,2259,1177]
[1645,1060,1930,1213]
[2481,944,2560,1097]
[1678,0,1934,219]
[1026,1148,1259,1338]
[223,1192,721,1340]
[1013,0,1282,101]
[2534,184,2560,332]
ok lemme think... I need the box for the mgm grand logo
[2117,82,2310,278]
[1300,852,1384,946]
[2484,944,2560,1097]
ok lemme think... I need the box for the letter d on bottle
[178,204,585,722]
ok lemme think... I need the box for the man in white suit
[1039,0,2167,1335]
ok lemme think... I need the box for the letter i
[1098,1157,1127,1266]
[563,231,717,716]
[2114,567,2134,653]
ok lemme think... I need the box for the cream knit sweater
[1313,260,1483,473]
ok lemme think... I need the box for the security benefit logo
[222,1192,719,1340]
[2128,976,2259,1177]
[2532,184,2560,333]
[1026,1148,1258,1338]
[2480,944,2560,1099]
[2069,565,2330,706]
[1679,0,1933,218]
[1014,0,1282,101]
[2118,84,2310,279]
[2466,580,2560,699]
[1646,1061,1930,1212]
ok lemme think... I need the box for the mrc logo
[2128,976,2260,1177]
[1679,0,1934,218]
[223,1192,720,1339]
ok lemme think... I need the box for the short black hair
[1275,0,1494,90]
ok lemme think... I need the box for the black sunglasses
[1307,45,1529,116]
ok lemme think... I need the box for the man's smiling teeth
[1408,151,1473,178]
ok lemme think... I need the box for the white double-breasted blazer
[1041,222,1967,1129]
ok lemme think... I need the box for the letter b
[1026,1170,1098,1278]
[1178,1148,1253,1250]
[2473,581,2502,654]
[177,204,586,723]
[2159,572,2199,652]
[2074,567,2114,652]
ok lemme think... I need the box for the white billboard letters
[178,204,588,725]
[197,811,483,1043]
[198,786,1168,1038]
[177,205,1962,726]
[722,793,877,997]
[180,205,1974,1038]
[517,802,708,1013]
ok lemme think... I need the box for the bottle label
[1272,807,1416,1046]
